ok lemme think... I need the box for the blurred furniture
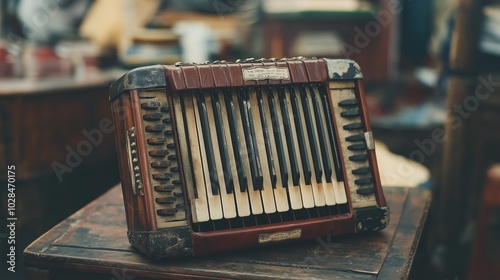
[435,0,500,277]
[0,72,121,276]
[468,165,500,279]
[261,0,398,85]
[23,185,431,280]
[0,73,119,180]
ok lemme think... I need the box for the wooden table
[23,185,431,280]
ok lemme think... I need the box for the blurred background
[0,0,499,279]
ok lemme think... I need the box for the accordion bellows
[109,58,389,259]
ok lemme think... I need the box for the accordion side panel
[110,67,194,259]
[137,89,187,228]
[355,80,387,207]
[328,86,377,209]
[111,92,157,231]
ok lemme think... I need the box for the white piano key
[217,90,251,217]
[260,90,290,212]
[192,94,224,220]
[315,85,348,205]
[181,94,210,222]
[305,86,336,206]
[284,88,315,208]
[205,93,238,219]
[294,87,326,207]
[334,181,348,204]
[272,89,303,210]
[232,92,264,215]
[249,90,278,214]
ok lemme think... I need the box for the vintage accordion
[109,57,389,259]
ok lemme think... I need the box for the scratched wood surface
[23,185,431,280]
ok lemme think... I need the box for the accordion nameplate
[242,67,290,81]
[258,228,302,244]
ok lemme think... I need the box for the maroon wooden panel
[303,59,327,83]
[286,60,308,83]
[211,64,231,88]
[162,59,329,91]
[196,65,215,89]
[163,66,186,91]
[181,66,201,90]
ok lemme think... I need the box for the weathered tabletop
[23,185,431,280]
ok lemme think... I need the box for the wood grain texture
[23,185,430,280]
[0,85,115,180]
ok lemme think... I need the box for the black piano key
[172,179,182,185]
[157,208,178,216]
[170,166,179,172]
[212,92,233,194]
[149,150,168,157]
[355,177,373,185]
[320,89,344,182]
[343,123,363,130]
[290,87,311,185]
[356,186,375,195]
[167,154,177,161]
[145,124,165,133]
[155,197,177,204]
[340,110,360,118]
[346,134,365,142]
[239,90,263,190]
[300,87,322,183]
[349,154,368,162]
[197,94,219,195]
[279,88,300,186]
[151,161,169,168]
[147,137,166,145]
[338,99,358,107]
[152,173,172,180]
[352,167,371,175]
[268,89,288,187]
[164,130,174,136]
[311,87,332,182]
[348,143,367,151]
[166,143,176,149]
[141,101,161,110]
[225,90,248,192]
[257,89,277,188]
[143,113,162,121]
[154,184,175,192]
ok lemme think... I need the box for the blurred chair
[467,165,500,279]
[434,0,500,277]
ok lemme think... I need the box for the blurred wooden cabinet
[434,0,500,277]
[0,78,117,180]
[0,75,121,271]
[261,0,398,85]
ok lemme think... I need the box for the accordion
[109,57,389,259]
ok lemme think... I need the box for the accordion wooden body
[109,58,389,259]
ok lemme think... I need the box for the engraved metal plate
[242,67,290,81]
[258,228,302,244]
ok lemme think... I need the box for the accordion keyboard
[173,83,350,224]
